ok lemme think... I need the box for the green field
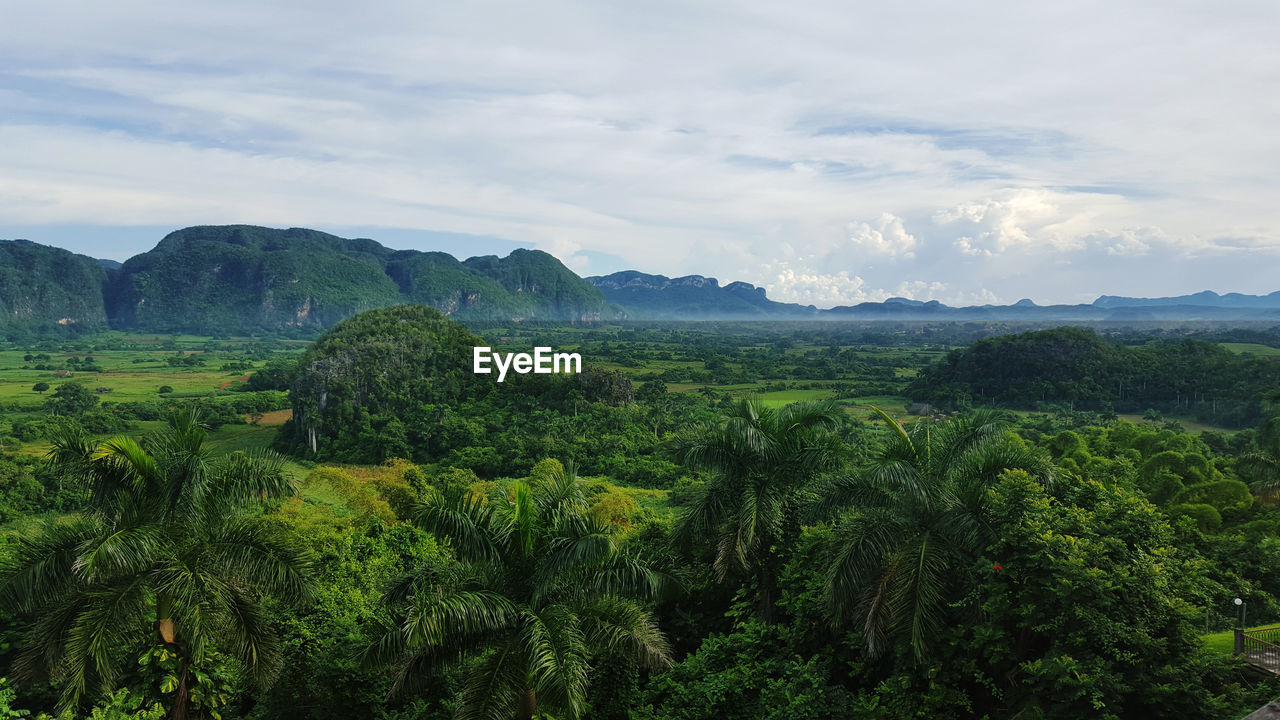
[746,389,837,407]
[1220,342,1280,356]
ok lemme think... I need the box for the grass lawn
[1202,625,1280,654]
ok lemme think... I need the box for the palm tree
[366,461,671,720]
[674,397,844,623]
[1238,403,1280,500]
[821,408,1055,662]
[0,410,313,719]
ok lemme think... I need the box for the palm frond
[414,491,501,565]
[213,450,294,504]
[54,575,150,714]
[456,640,524,720]
[196,519,315,605]
[522,605,589,720]
[577,596,672,669]
[868,405,914,452]
[402,589,519,649]
[0,517,102,613]
[71,522,162,583]
[891,532,949,663]
[220,585,282,687]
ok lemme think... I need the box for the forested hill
[0,240,111,332]
[104,226,617,333]
[907,327,1280,427]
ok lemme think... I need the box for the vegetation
[0,312,1278,718]
[910,326,1280,427]
[368,460,671,720]
[0,411,313,718]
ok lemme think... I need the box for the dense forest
[909,327,1280,428]
[0,312,1279,718]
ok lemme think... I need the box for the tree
[1238,409,1280,501]
[0,410,313,719]
[366,460,671,720]
[157,386,174,395]
[674,397,844,623]
[45,383,98,416]
[821,408,1056,662]
[31,382,49,395]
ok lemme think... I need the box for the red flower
[992,563,1004,572]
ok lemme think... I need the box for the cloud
[0,1,1278,303]
[847,213,917,258]
[768,268,879,306]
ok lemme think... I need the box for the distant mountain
[1094,290,1280,309]
[0,239,110,331]
[588,271,815,318]
[2,225,1279,334]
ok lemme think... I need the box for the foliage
[674,397,844,622]
[0,411,314,717]
[821,409,1056,661]
[910,327,1279,427]
[44,384,99,416]
[366,460,672,720]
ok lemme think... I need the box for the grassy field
[1220,342,1280,356]
[0,341,290,405]
[752,389,838,407]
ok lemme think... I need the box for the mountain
[102,225,613,333]
[3,225,1280,333]
[1093,290,1280,309]
[587,271,815,318]
[0,239,110,331]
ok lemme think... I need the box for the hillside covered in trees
[0,241,111,332]
[3,227,617,335]
[908,327,1280,427]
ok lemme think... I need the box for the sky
[2,1,1278,307]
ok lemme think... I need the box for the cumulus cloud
[768,268,880,306]
[847,213,917,258]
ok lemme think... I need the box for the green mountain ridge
[3,225,616,334]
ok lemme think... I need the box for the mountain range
[2,225,1279,334]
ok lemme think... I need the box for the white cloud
[768,268,880,306]
[847,213,917,258]
[0,1,1279,303]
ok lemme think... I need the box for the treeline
[909,327,1280,427]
